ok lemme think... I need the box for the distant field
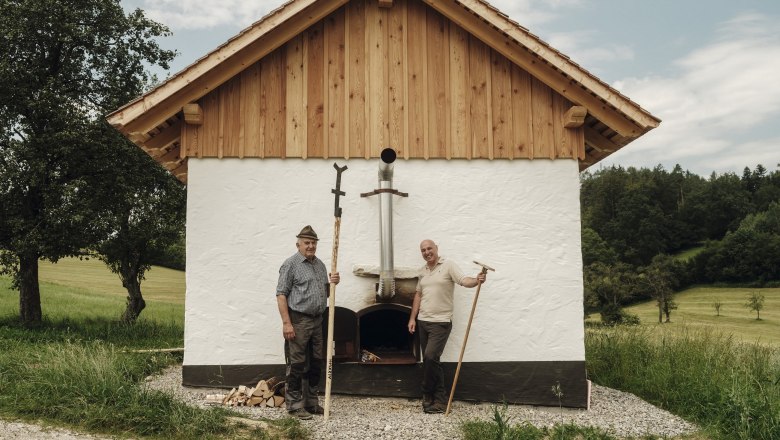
[672,244,705,261]
[0,257,184,324]
[625,286,780,346]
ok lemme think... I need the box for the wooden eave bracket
[183,103,203,125]
[378,0,393,7]
[563,106,587,128]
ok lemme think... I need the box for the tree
[691,203,780,284]
[713,299,723,316]
[0,0,174,322]
[639,254,684,323]
[584,262,638,325]
[581,227,617,266]
[744,291,765,320]
[93,130,185,323]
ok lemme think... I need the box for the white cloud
[136,0,280,29]
[603,12,780,174]
[137,0,580,31]
[547,31,634,67]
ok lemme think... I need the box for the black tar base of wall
[183,361,588,408]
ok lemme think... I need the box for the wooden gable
[108,0,660,183]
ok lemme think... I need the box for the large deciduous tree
[92,128,186,323]
[0,0,175,322]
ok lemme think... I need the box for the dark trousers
[418,320,452,404]
[284,311,324,410]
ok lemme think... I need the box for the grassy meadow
[0,257,185,326]
[625,286,780,346]
[0,258,304,439]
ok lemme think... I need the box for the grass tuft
[461,404,620,440]
[586,326,780,440]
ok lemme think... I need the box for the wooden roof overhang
[107,0,660,182]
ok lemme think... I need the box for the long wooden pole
[445,266,489,416]
[324,163,346,421]
[324,217,340,421]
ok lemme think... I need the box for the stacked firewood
[204,376,285,408]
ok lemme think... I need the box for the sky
[122,0,780,177]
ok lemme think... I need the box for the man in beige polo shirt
[407,239,487,413]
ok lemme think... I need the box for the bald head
[419,239,439,267]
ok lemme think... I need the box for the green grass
[586,326,780,440]
[672,245,705,262]
[1,257,185,326]
[38,256,186,304]
[0,259,306,439]
[625,286,780,346]
[461,404,669,439]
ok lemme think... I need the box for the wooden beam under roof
[171,160,188,181]
[423,0,658,138]
[144,119,182,150]
[584,125,621,154]
[158,144,182,164]
[108,0,350,137]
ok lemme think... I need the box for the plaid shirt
[276,251,328,315]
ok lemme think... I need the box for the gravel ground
[0,365,698,439]
[0,420,113,440]
[142,365,699,439]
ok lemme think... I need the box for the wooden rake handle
[445,264,493,416]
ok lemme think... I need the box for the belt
[289,310,322,318]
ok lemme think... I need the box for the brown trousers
[284,311,324,410]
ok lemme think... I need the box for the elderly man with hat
[276,225,340,419]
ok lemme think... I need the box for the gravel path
[144,365,698,439]
[0,365,698,439]
[0,420,113,440]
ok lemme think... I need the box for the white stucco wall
[183,158,585,366]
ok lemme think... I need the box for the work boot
[422,394,434,411]
[305,404,325,415]
[424,402,446,414]
[288,408,313,420]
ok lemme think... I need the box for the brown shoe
[423,402,446,414]
[305,405,325,415]
[288,408,313,420]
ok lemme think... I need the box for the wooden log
[254,380,269,395]
[272,395,285,407]
[222,388,237,405]
[266,396,276,408]
[204,394,225,405]
[248,396,265,407]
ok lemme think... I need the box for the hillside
[625,286,780,346]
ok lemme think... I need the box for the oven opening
[358,305,419,365]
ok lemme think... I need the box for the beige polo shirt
[416,257,466,322]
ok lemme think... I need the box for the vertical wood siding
[184,0,582,160]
